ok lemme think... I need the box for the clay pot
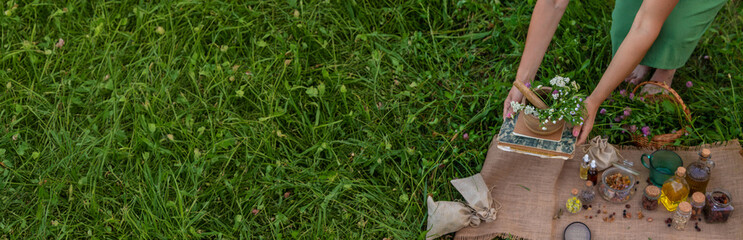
[520,87,566,136]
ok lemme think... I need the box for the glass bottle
[579,181,595,204]
[685,149,714,196]
[672,201,692,230]
[690,192,705,221]
[660,167,690,212]
[703,189,734,223]
[579,154,590,180]
[566,188,582,214]
[587,160,598,186]
[642,185,660,211]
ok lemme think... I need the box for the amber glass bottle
[587,160,598,186]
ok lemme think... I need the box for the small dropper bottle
[579,154,590,180]
[587,160,598,186]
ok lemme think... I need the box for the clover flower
[641,126,651,136]
[599,108,607,115]
[55,38,65,48]
[686,81,693,88]
[623,108,632,117]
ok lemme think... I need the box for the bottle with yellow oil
[660,167,690,212]
[579,154,590,180]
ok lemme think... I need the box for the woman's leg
[649,68,676,85]
[625,64,651,85]
[640,68,676,95]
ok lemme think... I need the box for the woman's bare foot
[640,68,677,95]
[625,65,651,85]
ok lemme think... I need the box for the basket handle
[631,81,692,123]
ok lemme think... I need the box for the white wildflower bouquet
[510,76,588,127]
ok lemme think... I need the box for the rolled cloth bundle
[425,174,501,239]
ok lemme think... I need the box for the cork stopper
[701,149,711,158]
[585,181,593,187]
[644,185,660,197]
[692,192,706,204]
[571,188,579,195]
[678,201,692,213]
[675,167,686,177]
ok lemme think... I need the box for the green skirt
[611,0,727,69]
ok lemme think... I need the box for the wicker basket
[629,81,692,148]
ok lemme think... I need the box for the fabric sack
[450,173,499,222]
[425,196,480,240]
[581,136,623,171]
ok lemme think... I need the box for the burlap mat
[454,137,743,240]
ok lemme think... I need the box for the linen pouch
[450,173,500,222]
[581,136,624,171]
[425,196,480,240]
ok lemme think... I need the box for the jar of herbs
[672,202,692,231]
[704,189,734,223]
[566,188,582,214]
[690,192,705,221]
[598,166,637,203]
[579,181,596,204]
[642,185,660,211]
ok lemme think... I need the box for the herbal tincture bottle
[566,188,582,214]
[672,201,692,230]
[685,148,715,196]
[587,160,598,186]
[660,167,690,212]
[579,154,590,180]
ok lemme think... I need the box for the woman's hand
[573,96,601,145]
[503,86,525,119]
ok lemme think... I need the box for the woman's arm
[575,0,679,144]
[515,0,571,83]
[504,0,571,119]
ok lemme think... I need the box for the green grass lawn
[0,1,741,239]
